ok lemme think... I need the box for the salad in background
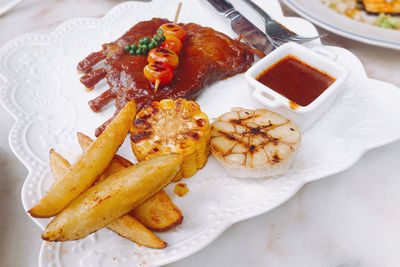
[321,0,400,30]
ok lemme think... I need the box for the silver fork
[243,0,325,47]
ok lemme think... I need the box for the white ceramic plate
[282,0,400,50]
[1,0,400,266]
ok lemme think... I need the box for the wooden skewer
[174,2,182,24]
[154,2,182,93]
[154,79,160,93]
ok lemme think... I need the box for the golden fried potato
[49,150,166,248]
[49,149,70,182]
[77,132,184,231]
[107,215,166,249]
[131,190,183,232]
[76,131,92,151]
[77,132,134,168]
[42,154,182,241]
[29,99,136,218]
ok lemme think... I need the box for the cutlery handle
[206,0,234,15]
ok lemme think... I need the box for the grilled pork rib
[77,18,255,136]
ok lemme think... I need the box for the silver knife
[206,0,273,54]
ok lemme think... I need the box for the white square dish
[245,42,350,131]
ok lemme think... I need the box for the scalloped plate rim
[1,1,400,266]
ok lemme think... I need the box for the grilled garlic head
[210,108,301,178]
[131,98,211,181]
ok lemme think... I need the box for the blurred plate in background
[282,0,400,50]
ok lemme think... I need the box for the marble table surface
[0,1,399,267]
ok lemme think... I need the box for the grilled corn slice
[362,0,400,13]
[131,98,211,181]
[210,108,301,178]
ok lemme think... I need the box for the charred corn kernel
[131,98,211,181]
[174,183,189,197]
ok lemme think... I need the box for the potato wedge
[42,153,182,241]
[131,190,183,232]
[107,216,166,249]
[49,151,166,248]
[49,149,70,180]
[76,131,92,151]
[29,99,136,218]
[77,132,184,231]
[77,132,133,168]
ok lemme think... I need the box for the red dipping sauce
[256,55,335,107]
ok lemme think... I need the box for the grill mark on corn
[196,118,205,127]
[150,103,160,114]
[131,131,153,143]
[134,114,152,129]
[185,131,200,140]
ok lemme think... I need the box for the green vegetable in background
[376,13,400,30]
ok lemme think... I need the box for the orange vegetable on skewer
[160,34,183,55]
[159,23,186,43]
[148,48,179,70]
[144,2,185,92]
[144,32,185,92]
[143,63,174,87]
